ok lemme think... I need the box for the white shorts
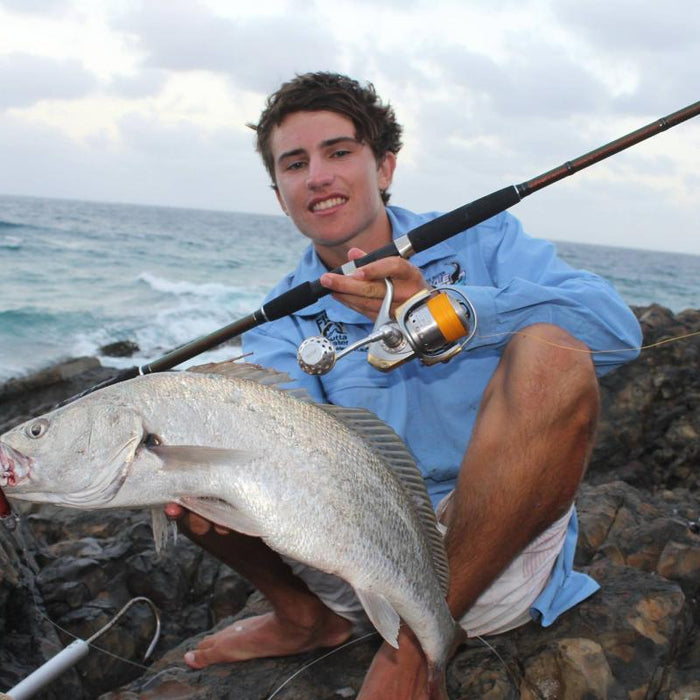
[282,500,574,638]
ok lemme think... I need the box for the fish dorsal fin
[186,361,316,402]
[188,360,291,384]
[318,404,450,595]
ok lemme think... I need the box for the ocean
[1,193,698,383]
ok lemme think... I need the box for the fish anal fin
[355,588,400,649]
[179,495,267,538]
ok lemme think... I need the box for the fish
[0,361,457,697]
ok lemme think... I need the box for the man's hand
[165,503,231,536]
[320,248,430,321]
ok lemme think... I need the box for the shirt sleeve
[460,213,643,375]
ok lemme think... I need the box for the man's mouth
[311,196,347,213]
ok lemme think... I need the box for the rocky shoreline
[1,304,699,699]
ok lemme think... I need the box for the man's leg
[178,517,353,668]
[359,323,601,699]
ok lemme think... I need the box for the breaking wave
[137,272,239,298]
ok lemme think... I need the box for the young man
[169,72,642,698]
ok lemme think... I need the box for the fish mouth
[0,442,32,489]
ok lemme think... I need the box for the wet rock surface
[0,305,698,699]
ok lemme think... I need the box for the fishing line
[264,628,548,698]
[2,595,160,700]
[473,328,700,356]
[473,634,546,700]
[6,520,159,677]
[266,630,379,700]
[32,606,155,672]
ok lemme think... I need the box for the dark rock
[589,304,700,493]
[0,518,85,698]
[100,341,140,358]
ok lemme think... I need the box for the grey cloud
[554,0,700,52]
[0,112,274,213]
[0,53,98,110]
[114,1,342,92]
[552,0,700,113]
[435,42,607,119]
[610,52,700,116]
[117,112,248,159]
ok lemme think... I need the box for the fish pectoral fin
[355,588,401,649]
[179,495,267,538]
[152,445,258,469]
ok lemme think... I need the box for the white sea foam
[137,271,241,298]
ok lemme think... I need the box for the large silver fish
[0,362,457,696]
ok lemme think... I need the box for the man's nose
[306,159,333,189]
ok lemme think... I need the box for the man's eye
[285,161,305,171]
[331,149,350,158]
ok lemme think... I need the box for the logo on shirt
[315,311,349,351]
[426,262,466,287]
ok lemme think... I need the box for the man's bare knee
[500,324,599,422]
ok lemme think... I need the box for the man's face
[269,110,395,265]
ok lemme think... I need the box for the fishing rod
[0,100,698,524]
[112,99,700,377]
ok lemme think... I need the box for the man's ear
[377,151,397,191]
[273,184,289,216]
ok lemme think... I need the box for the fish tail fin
[427,623,463,699]
[427,663,449,700]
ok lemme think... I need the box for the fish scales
[0,362,457,694]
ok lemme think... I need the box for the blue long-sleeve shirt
[242,205,642,626]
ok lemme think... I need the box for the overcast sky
[1,0,699,254]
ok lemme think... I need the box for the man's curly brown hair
[251,72,403,204]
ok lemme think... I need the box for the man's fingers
[345,250,419,282]
[185,512,212,536]
[164,502,185,519]
[319,248,430,320]
[321,272,385,299]
[165,502,231,537]
[347,247,367,261]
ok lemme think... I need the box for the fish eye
[144,433,162,448]
[25,419,49,439]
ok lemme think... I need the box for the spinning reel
[297,280,477,375]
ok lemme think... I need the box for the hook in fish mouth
[0,442,32,488]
